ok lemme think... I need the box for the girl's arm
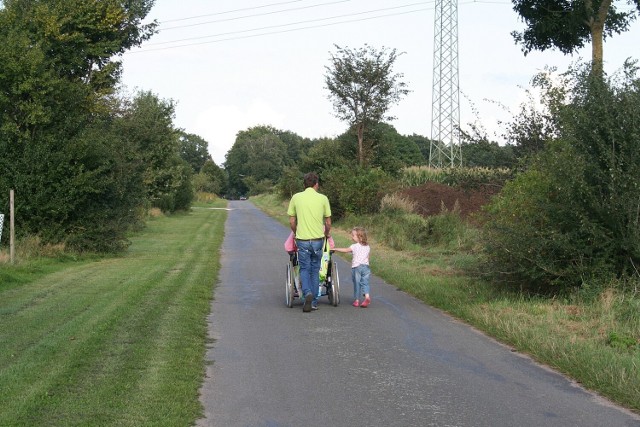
[333,247,352,253]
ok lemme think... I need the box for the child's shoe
[360,297,371,308]
[352,300,360,307]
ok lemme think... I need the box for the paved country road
[197,201,640,427]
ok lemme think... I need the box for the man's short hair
[303,172,319,189]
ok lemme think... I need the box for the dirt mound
[400,182,501,219]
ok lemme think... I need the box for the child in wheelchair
[284,231,335,300]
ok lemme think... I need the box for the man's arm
[324,217,331,237]
[289,216,297,234]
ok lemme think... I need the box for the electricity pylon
[429,0,462,168]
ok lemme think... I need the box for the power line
[160,0,353,31]
[127,0,511,53]
[128,7,433,53]
[159,0,308,24]
[156,0,509,28]
[135,2,433,50]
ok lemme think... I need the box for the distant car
[239,196,247,200]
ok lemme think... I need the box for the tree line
[0,0,225,252]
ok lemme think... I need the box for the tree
[179,131,211,173]
[275,129,309,166]
[482,63,640,291]
[0,0,156,251]
[324,44,410,167]
[117,91,193,212]
[406,133,433,163]
[334,123,424,174]
[511,0,640,74]
[195,160,227,196]
[460,138,516,168]
[224,126,288,196]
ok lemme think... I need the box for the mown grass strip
[0,202,226,426]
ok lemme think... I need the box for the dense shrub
[482,63,640,292]
[321,166,396,218]
[400,166,514,189]
[276,167,303,200]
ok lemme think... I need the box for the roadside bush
[400,166,513,189]
[426,202,467,247]
[482,63,640,292]
[343,207,472,252]
[276,166,303,200]
[379,193,416,215]
[243,177,274,196]
[322,166,397,218]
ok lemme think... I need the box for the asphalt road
[197,200,640,427]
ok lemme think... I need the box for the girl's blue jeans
[351,264,371,300]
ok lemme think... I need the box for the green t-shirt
[287,187,331,240]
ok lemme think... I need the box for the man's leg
[309,239,324,307]
[296,240,314,312]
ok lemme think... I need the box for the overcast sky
[120,0,640,165]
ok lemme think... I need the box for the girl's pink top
[350,243,370,268]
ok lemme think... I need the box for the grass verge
[0,200,227,426]
[250,193,640,413]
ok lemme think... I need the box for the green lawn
[0,202,226,426]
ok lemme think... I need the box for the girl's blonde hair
[352,227,368,245]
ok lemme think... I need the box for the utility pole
[430,0,462,168]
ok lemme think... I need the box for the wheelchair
[285,249,340,308]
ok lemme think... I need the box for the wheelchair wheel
[330,261,340,306]
[285,261,295,308]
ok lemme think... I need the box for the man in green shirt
[287,172,332,312]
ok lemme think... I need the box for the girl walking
[334,227,371,308]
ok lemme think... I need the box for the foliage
[179,131,211,173]
[63,119,148,251]
[300,137,352,174]
[340,206,472,252]
[276,129,309,166]
[0,0,160,252]
[460,138,516,168]
[276,166,304,200]
[224,126,291,197]
[511,0,640,71]
[400,166,514,189]
[194,159,227,195]
[117,91,193,212]
[242,177,274,196]
[379,193,417,215]
[459,114,517,168]
[501,78,560,162]
[348,123,425,174]
[321,166,397,218]
[482,63,640,291]
[406,133,432,163]
[325,44,410,166]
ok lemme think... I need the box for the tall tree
[511,0,639,74]
[324,44,410,166]
[224,126,288,196]
[117,91,193,212]
[0,0,157,250]
[179,131,211,173]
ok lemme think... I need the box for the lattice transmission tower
[429,0,462,168]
